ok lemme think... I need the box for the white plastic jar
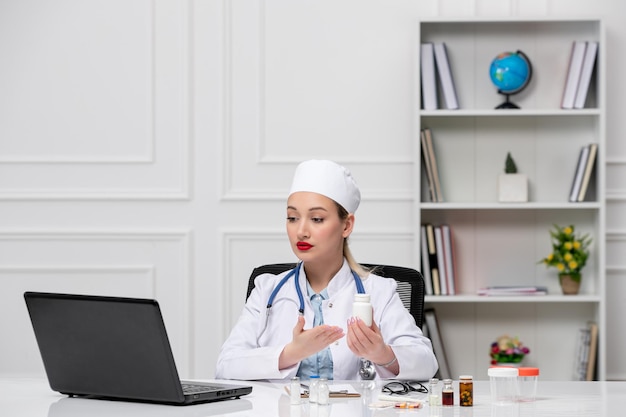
[518,367,539,402]
[488,367,519,404]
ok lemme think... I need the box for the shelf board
[420,109,601,117]
[420,202,601,210]
[425,294,601,303]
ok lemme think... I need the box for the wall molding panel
[0,0,190,201]
[0,228,193,376]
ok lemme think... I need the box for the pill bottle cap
[354,294,370,302]
[488,367,518,377]
[518,367,539,376]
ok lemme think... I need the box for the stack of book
[420,223,456,296]
[561,40,599,109]
[569,143,598,202]
[420,42,459,110]
[476,286,548,296]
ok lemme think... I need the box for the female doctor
[215,160,438,381]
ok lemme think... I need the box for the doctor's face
[286,192,354,265]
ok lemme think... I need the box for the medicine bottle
[442,378,454,406]
[353,294,372,326]
[308,375,320,403]
[317,378,330,405]
[290,376,301,405]
[459,375,473,407]
[428,377,441,406]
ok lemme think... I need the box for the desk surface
[1,377,625,417]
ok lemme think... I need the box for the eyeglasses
[381,381,428,396]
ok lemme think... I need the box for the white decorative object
[498,173,528,202]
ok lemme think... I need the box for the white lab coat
[215,260,438,381]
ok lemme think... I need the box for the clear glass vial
[428,377,441,406]
[290,376,301,405]
[442,378,454,406]
[308,375,320,403]
[317,378,330,405]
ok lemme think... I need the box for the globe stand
[495,92,520,109]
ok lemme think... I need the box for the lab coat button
[328,303,333,308]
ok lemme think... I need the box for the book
[423,128,443,202]
[425,223,441,295]
[420,43,438,110]
[573,326,590,381]
[574,41,599,109]
[433,42,459,110]
[569,145,590,202]
[424,308,452,380]
[477,286,548,296]
[420,225,434,296]
[585,321,599,381]
[577,143,598,202]
[441,225,456,295]
[434,226,448,295]
[561,41,587,109]
[420,129,437,202]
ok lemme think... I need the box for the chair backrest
[246,263,425,329]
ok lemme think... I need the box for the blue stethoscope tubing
[265,262,366,315]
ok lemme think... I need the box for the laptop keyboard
[181,383,220,394]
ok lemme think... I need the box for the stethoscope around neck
[260,262,376,380]
[265,262,366,315]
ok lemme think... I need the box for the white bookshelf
[415,18,605,381]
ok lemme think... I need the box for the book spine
[569,145,590,202]
[420,43,438,110]
[574,41,599,109]
[420,129,437,202]
[433,43,459,110]
[424,128,443,202]
[577,143,598,202]
[420,225,434,296]
[442,224,456,295]
[561,41,587,109]
[434,226,448,296]
[426,224,440,295]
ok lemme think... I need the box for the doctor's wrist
[374,345,397,368]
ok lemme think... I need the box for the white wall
[1,0,625,380]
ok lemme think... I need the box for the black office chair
[246,263,426,329]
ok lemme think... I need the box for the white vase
[498,173,528,202]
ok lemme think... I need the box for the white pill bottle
[352,294,372,326]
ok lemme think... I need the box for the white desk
[1,377,625,417]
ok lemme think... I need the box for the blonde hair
[336,203,369,278]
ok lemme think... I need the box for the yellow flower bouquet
[539,224,591,282]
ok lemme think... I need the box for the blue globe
[489,50,532,109]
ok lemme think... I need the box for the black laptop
[24,291,252,406]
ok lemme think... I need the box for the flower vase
[495,362,522,368]
[559,274,581,295]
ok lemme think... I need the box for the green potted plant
[498,152,528,202]
[539,224,592,294]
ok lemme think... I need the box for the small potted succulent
[498,152,528,202]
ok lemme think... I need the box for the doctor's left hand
[278,315,344,370]
[346,317,398,374]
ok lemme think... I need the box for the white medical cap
[289,160,361,213]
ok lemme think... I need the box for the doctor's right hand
[278,315,344,370]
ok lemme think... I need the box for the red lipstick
[296,242,313,251]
